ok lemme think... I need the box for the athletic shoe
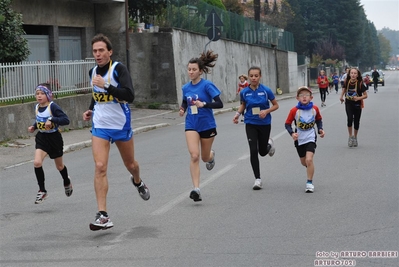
[352,136,358,147]
[305,183,314,193]
[64,179,73,197]
[348,136,353,147]
[131,176,150,200]
[253,179,262,190]
[34,191,48,204]
[206,150,215,171]
[89,212,114,231]
[189,188,202,202]
[268,138,275,157]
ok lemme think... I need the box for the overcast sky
[360,0,399,31]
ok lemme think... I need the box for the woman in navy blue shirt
[179,50,223,202]
[233,66,279,190]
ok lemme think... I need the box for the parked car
[363,71,384,86]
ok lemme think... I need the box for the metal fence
[0,59,95,103]
[162,0,294,52]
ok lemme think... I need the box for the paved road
[1,74,398,267]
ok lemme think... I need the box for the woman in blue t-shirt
[179,50,224,202]
[233,66,279,190]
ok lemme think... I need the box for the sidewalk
[0,92,298,169]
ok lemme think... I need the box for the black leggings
[245,124,271,179]
[373,80,378,90]
[319,88,327,102]
[345,102,362,130]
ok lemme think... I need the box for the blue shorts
[92,128,133,143]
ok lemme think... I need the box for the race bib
[191,105,198,114]
[252,107,260,115]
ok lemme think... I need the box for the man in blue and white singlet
[83,34,150,231]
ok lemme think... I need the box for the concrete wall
[0,94,92,142]
[129,29,178,106]
[11,0,124,61]
[130,29,295,108]
[12,0,94,27]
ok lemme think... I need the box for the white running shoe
[206,150,215,171]
[131,176,150,201]
[34,191,48,204]
[268,138,275,157]
[189,188,202,202]
[305,183,314,193]
[89,212,114,231]
[352,136,358,147]
[253,179,262,190]
[348,137,353,147]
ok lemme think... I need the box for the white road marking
[151,128,291,216]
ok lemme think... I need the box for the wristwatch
[104,82,110,89]
[47,116,52,121]
[202,101,206,107]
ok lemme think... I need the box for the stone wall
[130,29,294,107]
[0,94,92,142]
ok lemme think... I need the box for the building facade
[12,0,127,62]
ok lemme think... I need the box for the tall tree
[298,0,329,57]
[380,27,399,57]
[378,33,392,66]
[128,0,168,24]
[262,0,293,29]
[285,0,307,55]
[361,22,378,69]
[0,0,29,63]
[222,0,244,15]
[367,22,380,67]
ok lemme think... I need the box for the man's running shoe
[268,138,275,157]
[131,176,150,200]
[305,183,314,193]
[190,188,202,202]
[253,179,262,190]
[348,136,353,147]
[89,212,114,231]
[64,178,73,197]
[352,136,358,147]
[34,191,48,204]
[206,150,215,171]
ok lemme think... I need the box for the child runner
[232,66,279,190]
[284,86,325,193]
[339,67,368,147]
[236,74,249,95]
[317,70,329,107]
[332,72,340,93]
[237,74,249,122]
[28,83,73,203]
[179,50,224,202]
